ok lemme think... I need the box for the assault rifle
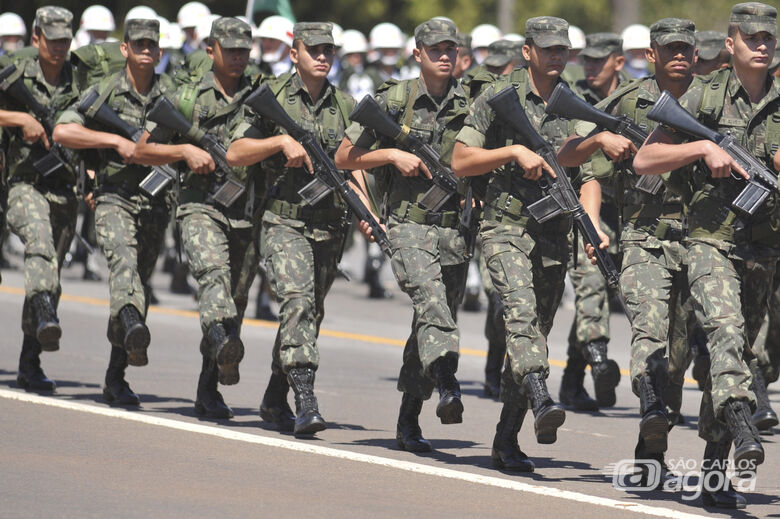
[647,90,779,217]
[0,64,76,178]
[349,94,460,212]
[244,84,392,257]
[146,96,244,208]
[545,82,663,195]
[487,86,621,290]
[77,90,177,197]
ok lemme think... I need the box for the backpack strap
[698,67,730,126]
[83,72,122,119]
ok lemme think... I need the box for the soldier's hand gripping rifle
[77,90,178,197]
[0,64,76,178]
[487,86,621,291]
[146,96,244,208]
[244,84,392,257]
[647,90,779,217]
[348,94,460,211]
[545,82,663,195]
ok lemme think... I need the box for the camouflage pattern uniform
[57,22,175,351]
[2,8,79,347]
[454,21,574,405]
[347,76,470,399]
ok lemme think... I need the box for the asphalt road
[0,245,778,519]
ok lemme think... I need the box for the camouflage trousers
[480,219,569,404]
[686,240,776,440]
[753,264,780,382]
[178,203,258,347]
[5,182,77,336]
[95,192,170,347]
[262,217,346,373]
[479,243,506,365]
[389,220,468,400]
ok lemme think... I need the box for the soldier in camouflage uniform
[53,18,175,406]
[0,7,80,392]
[634,3,778,508]
[135,17,262,420]
[450,17,595,472]
[336,18,470,452]
[229,22,356,437]
[560,33,628,412]
[694,31,731,76]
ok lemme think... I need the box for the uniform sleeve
[54,85,95,126]
[456,86,493,148]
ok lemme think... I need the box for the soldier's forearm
[451,141,510,178]
[53,123,123,151]
[134,131,189,166]
[580,179,602,228]
[334,138,396,171]
[0,109,33,129]
[557,134,601,167]
[225,136,288,167]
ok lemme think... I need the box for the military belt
[391,201,460,228]
[732,219,780,246]
[180,186,255,220]
[483,192,527,225]
[631,217,685,242]
[98,180,142,199]
[622,203,683,222]
[267,198,347,224]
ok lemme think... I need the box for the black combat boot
[288,367,327,436]
[194,356,233,419]
[483,342,504,399]
[559,351,599,412]
[749,363,778,434]
[396,393,432,452]
[522,372,565,444]
[103,346,140,406]
[583,340,620,407]
[259,370,295,432]
[700,440,747,509]
[689,323,709,391]
[170,262,194,295]
[30,292,61,351]
[119,305,150,367]
[207,320,244,386]
[634,435,678,490]
[17,334,56,391]
[432,354,463,424]
[723,399,764,473]
[492,403,535,472]
[637,374,669,453]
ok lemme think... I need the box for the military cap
[525,17,571,48]
[125,18,160,42]
[484,39,514,67]
[35,6,73,40]
[579,32,623,59]
[457,32,472,50]
[210,17,252,49]
[695,31,727,60]
[730,2,777,36]
[771,40,780,70]
[650,18,696,46]
[293,22,334,46]
[414,18,458,47]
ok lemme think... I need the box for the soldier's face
[414,41,457,81]
[208,41,250,78]
[33,33,70,67]
[648,42,695,81]
[290,42,335,79]
[121,39,162,70]
[522,44,569,78]
[583,53,624,90]
[727,30,776,72]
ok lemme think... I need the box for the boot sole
[259,404,296,432]
[124,323,150,367]
[436,396,464,424]
[294,415,327,436]
[535,405,566,444]
[103,386,140,406]
[752,411,779,430]
[640,413,669,454]
[491,452,535,472]
[397,436,433,453]
[217,338,244,386]
[17,375,56,392]
[593,360,620,408]
[37,323,61,351]
[733,444,764,475]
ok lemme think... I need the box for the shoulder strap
[333,89,354,127]
[271,71,294,97]
[698,67,730,125]
[84,72,122,119]
[177,84,199,121]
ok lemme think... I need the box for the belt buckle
[425,211,443,226]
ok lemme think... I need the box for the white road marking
[0,388,709,519]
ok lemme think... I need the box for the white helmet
[177,2,211,29]
[503,33,525,44]
[470,24,501,49]
[568,25,585,50]
[370,22,403,50]
[330,22,344,48]
[340,29,368,55]
[125,6,157,24]
[621,23,651,51]
[167,23,184,49]
[81,5,115,32]
[156,17,171,48]
[0,13,26,38]
[257,15,294,47]
[197,14,220,45]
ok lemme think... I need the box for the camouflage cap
[484,39,514,67]
[414,18,458,47]
[35,6,73,40]
[125,18,160,43]
[293,22,334,46]
[525,17,571,48]
[695,30,727,60]
[730,2,777,37]
[579,32,622,58]
[210,17,252,49]
[650,18,696,46]
[457,32,472,50]
[771,40,780,70]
